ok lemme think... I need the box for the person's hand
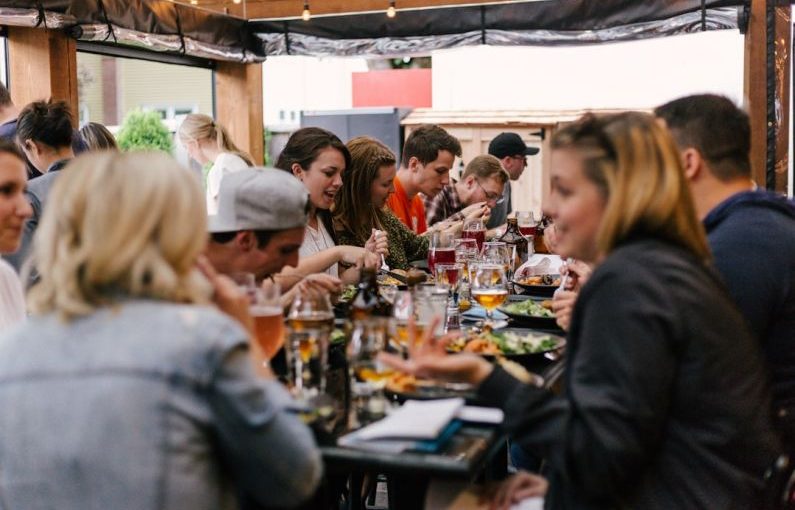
[439,220,464,237]
[360,250,381,270]
[460,202,490,222]
[196,255,252,333]
[301,273,343,293]
[490,471,549,510]
[551,288,578,331]
[197,256,273,378]
[378,318,494,386]
[366,229,390,257]
[560,259,592,292]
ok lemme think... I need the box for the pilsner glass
[435,262,463,306]
[482,241,514,281]
[428,231,455,276]
[471,263,508,327]
[348,318,392,422]
[454,238,479,283]
[415,284,448,336]
[285,291,334,401]
[250,285,284,360]
[462,218,486,251]
[391,290,415,355]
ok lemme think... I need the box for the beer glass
[391,290,416,355]
[427,231,455,276]
[286,291,334,401]
[250,285,284,360]
[471,264,508,327]
[462,218,486,251]
[348,318,392,422]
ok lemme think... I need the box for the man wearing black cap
[486,132,540,229]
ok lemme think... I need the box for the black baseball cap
[488,132,540,158]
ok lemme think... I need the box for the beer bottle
[350,268,393,320]
[499,217,529,269]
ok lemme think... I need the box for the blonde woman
[385,112,779,509]
[178,113,253,215]
[0,152,321,509]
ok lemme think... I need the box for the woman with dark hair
[6,99,75,271]
[16,99,74,176]
[384,112,780,509]
[275,127,386,285]
[334,136,427,270]
[79,122,119,152]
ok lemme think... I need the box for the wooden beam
[772,7,790,193]
[6,27,78,127]
[744,0,767,188]
[181,0,514,19]
[743,0,790,192]
[215,62,264,164]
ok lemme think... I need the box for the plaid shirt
[423,180,466,228]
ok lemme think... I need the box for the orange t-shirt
[386,176,428,234]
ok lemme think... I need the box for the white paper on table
[356,398,464,440]
[456,406,504,424]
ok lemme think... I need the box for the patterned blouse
[336,210,429,270]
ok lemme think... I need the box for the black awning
[250,0,744,57]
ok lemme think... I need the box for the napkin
[356,398,464,441]
[338,400,505,453]
[515,255,563,278]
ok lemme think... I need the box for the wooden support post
[743,0,790,192]
[6,27,78,127]
[215,62,264,165]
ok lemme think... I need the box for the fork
[372,229,390,272]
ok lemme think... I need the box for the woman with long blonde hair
[0,152,321,509]
[384,112,779,509]
[178,113,253,215]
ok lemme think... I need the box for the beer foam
[249,305,282,316]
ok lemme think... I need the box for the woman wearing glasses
[384,112,779,509]
[423,154,507,228]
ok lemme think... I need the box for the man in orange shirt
[387,124,462,234]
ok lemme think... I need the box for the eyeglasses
[475,179,505,205]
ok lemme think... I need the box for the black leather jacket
[479,237,780,509]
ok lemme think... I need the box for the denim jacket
[0,299,321,509]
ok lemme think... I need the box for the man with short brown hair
[423,154,508,228]
[386,124,462,234]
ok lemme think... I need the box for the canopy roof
[0,0,745,62]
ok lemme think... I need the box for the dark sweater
[478,237,779,510]
[703,190,795,411]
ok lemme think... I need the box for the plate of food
[447,328,565,370]
[384,372,478,402]
[512,274,561,297]
[499,296,558,328]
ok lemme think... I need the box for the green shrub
[116,109,174,153]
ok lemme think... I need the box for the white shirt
[205,153,249,215]
[298,219,339,277]
[0,259,25,332]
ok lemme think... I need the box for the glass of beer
[250,284,284,360]
[471,263,508,327]
[348,318,392,422]
[285,291,334,401]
